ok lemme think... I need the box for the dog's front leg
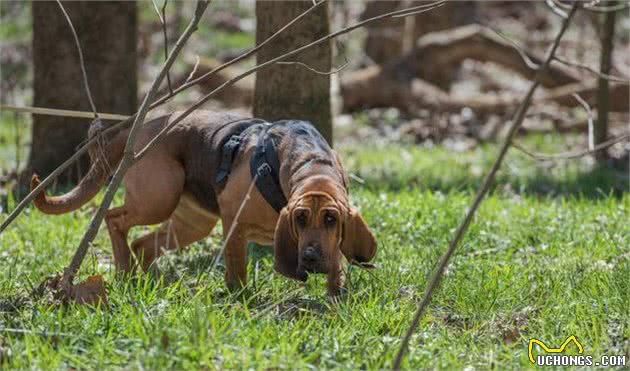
[222,219,247,291]
[326,254,345,296]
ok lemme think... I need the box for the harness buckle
[257,163,272,177]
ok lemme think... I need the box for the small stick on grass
[392,4,578,369]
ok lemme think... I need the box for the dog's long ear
[341,208,377,267]
[274,208,307,281]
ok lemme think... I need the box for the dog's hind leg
[131,208,218,271]
[107,156,186,273]
[105,206,135,273]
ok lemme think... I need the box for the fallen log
[542,82,629,112]
[386,24,581,89]
[170,38,628,116]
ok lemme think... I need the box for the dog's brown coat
[31,110,376,295]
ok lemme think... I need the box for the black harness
[215,120,288,213]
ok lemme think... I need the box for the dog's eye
[324,212,336,227]
[295,212,307,228]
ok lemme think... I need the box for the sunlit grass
[1,128,628,369]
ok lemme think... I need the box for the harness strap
[215,135,242,185]
[250,124,288,213]
[213,118,267,186]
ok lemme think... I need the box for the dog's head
[273,176,377,281]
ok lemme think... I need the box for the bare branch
[184,55,201,84]
[553,55,630,84]
[488,25,629,86]
[134,1,446,160]
[0,0,325,234]
[0,105,129,121]
[277,60,349,75]
[152,0,330,107]
[513,132,629,161]
[152,0,173,95]
[545,0,569,18]
[585,1,630,12]
[488,27,541,70]
[571,93,595,150]
[55,0,98,118]
[0,0,445,235]
[392,4,578,369]
[278,38,350,76]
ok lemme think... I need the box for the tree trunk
[28,1,137,186]
[254,0,332,144]
[594,2,618,162]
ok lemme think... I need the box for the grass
[0,121,628,369]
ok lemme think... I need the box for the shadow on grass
[353,162,628,200]
[155,243,274,283]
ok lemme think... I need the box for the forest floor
[0,115,628,369]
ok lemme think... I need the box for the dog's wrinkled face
[291,194,343,276]
[273,177,377,283]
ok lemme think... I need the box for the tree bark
[594,2,618,162]
[28,1,137,185]
[254,0,333,144]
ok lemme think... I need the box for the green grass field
[0,119,629,369]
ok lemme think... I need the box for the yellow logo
[528,335,584,364]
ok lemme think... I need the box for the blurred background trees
[0,0,628,193]
[28,1,137,185]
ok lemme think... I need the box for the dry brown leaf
[71,275,108,306]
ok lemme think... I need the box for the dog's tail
[31,127,127,215]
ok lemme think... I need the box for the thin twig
[0,105,130,121]
[489,24,629,85]
[278,38,350,76]
[585,2,630,12]
[392,4,578,369]
[277,60,349,75]
[209,175,258,271]
[571,93,595,150]
[0,117,129,234]
[60,0,210,288]
[512,132,629,161]
[184,55,201,84]
[134,1,445,160]
[489,27,541,71]
[553,55,630,84]
[152,0,173,95]
[0,0,325,235]
[151,0,329,108]
[550,0,629,13]
[546,0,569,18]
[55,0,98,118]
[0,0,444,235]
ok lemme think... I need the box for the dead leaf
[501,326,520,344]
[71,275,107,306]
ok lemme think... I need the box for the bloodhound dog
[31,110,377,295]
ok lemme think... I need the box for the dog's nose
[303,246,319,264]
